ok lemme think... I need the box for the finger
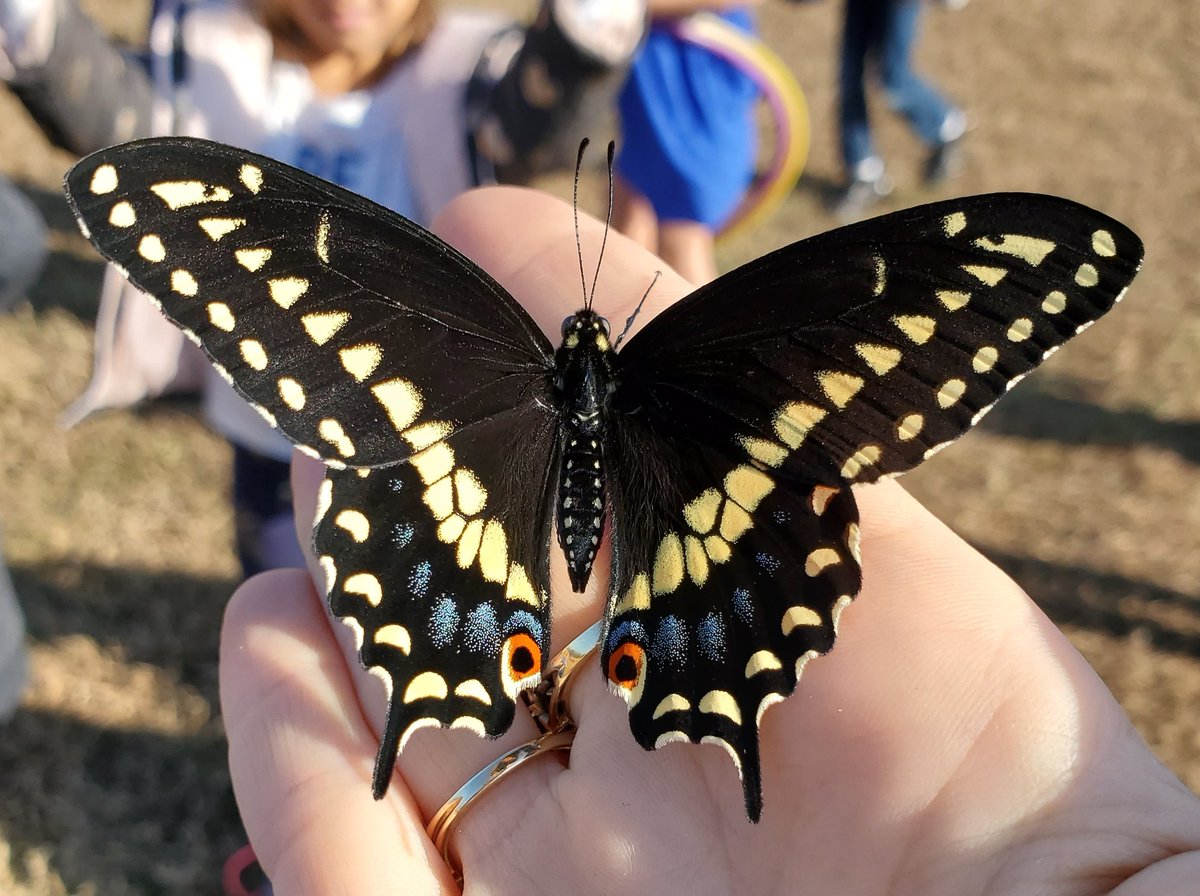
[220,568,455,895]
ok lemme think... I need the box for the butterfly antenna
[615,270,660,349]
[587,141,617,309]
[573,138,590,307]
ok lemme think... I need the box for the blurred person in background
[0,172,47,311]
[833,0,966,218]
[0,0,646,576]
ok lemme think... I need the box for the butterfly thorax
[554,309,617,592]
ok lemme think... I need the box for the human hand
[219,186,1200,895]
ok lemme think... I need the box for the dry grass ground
[0,0,1197,892]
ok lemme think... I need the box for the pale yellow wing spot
[340,344,383,382]
[654,731,690,748]
[1092,230,1116,257]
[240,164,263,193]
[505,563,539,607]
[90,164,118,194]
[1042,290,1067,314]
[724,465,774,511]
[703,535,731,563]
[314,477,333,524]
[652,693,691,719]
[268,276,309,309]
[334,509,370,542]
[423,477,454,520]
[872,254,887,296]
[402,420,452,451]
[810,485,839,515]
[403,671,448,703]
[372,379,424,434]
[374,624,411,655]
[782,605,822,634]
[613,572,651,615]
[277,377,306,411]
[774,402,826,449]
[846,522,862,563]
[805,547,842,576]
[683,488,723,534]
[942,211,966,236]
[297,312,348,348]
[437,514,466,544]
[171,269,198,296]
[318,555,337,596]
[1006,318,1034,342]
[239,339,268,370]
[315,210,331,262]
[718,502,752,542]
[818,370,865,409]
[699,690,742,725]
[1075,263,1099,287]
[235,247,272,272]
[456,518,484,569]
[453,468,488,516]
[252,403,277,429]
[150,180,232,209]
[108,201,136,227]
[745,650,783,677]
[854,343,901,376]
[454,679,492,704]
[938,289,970,311]
[684,535,709,587]
[840,444,881,479]
[478,520,509,583]
[972,346,1000,374]
[207,302,236,332]
[138,234,166,263]
[892,314,935,345]
[962,264,1007,286]
[411,442,455,485]
[198,217,245,241]
[318,418,356,458]
[974,234,1055,266]
[343,572,382,607]
[936,378,967,408]
[831,594,854,634]
[652,532,685,595]
[739,436,788,468]
[897,413,925,441]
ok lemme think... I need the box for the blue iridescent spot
[408,560,432,598]
[388,477,404,493]
[652,615,689,669]
[756,552,781,574]
[429,597,460,648]
[504,610,544,645]
[772,508,790,525]
[391,521,414,549]
[697,612,726,661]
[607,619,647,652]
[732,587,754,624]
[463,603,501,654]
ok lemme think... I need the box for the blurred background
[0,0,1197,892]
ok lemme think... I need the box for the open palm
[219,186,1200,895]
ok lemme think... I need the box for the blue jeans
[839,0,959,178]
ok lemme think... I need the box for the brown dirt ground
[0,0,1197,893]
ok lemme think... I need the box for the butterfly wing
[606,194,1143,819]
[65,138,561,796]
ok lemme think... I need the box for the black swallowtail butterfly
[64,137,1142,821]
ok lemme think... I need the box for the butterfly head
[560,309,612,352]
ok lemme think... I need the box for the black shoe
[925,136,964,185]
[831,174,892,220]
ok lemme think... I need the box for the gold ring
[426,728,574,883]
[521,620,603,733]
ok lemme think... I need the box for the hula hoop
[663,12,810,241]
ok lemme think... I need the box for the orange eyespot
[502,633,541,683]
[606,642,645,690]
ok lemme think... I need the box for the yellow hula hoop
[665,12,810,242]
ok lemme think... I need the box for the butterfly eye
[606,641,645,691]
[501,632,542,685]
[561,316,576,337]
[597,317,611,336]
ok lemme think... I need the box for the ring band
[426,729,574,882]
[521,620,603,733]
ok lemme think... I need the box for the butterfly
[64,137,1142,821]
